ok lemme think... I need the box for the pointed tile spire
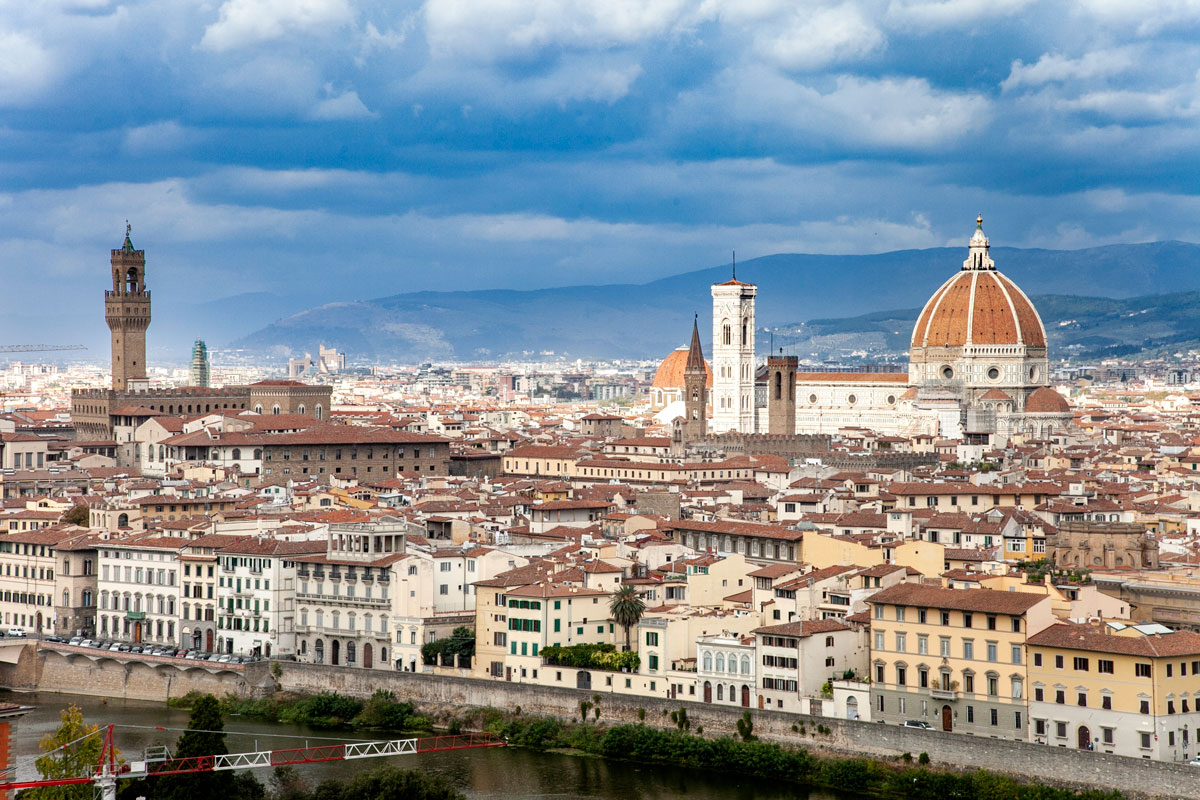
[686,313,706,373]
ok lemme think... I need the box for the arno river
[1,691,859,799]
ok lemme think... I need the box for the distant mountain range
[229,241,1200,363]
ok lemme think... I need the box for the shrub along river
[2,691,857,799]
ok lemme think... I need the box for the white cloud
[885,0,1037,28]
[687,68,992,150]
[423,0,694,60]
[200,0,354,52]
[755,3,885,71]
[309,89,377,120]
[1074,0,1200,36]
[121,121,199,155]
[0,30,58,105]
[1002,47,1138,92]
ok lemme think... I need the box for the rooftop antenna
[732,250,736,281]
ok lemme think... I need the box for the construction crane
[0,344,87,353]
[0,725,505,800]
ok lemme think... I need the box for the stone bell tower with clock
[105,223,151,391]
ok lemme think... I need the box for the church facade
[652,218,1072,445]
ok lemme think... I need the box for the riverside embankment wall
[5,646,1197,800]
[271,661,1200,800]
[0,644,259,702]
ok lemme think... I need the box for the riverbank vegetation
[169,688,433,732]
[166,690,1128,800]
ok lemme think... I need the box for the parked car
[69,637,83,646]
[902,720,932,729]
[6,627,26,638]
[1189,756,1200,767]
[44,635,66,643]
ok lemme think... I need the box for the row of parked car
[62,636,259,665]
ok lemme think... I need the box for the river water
[0,691,856,799]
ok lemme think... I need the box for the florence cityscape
[4,2,1200,800]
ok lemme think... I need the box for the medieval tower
[682,316,708,442]
[767,352,798,435]
[711,270,757,433]
[105,223,151,391]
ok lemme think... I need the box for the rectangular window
[967,706,974,723]
[941,611,950,626]
[1057,722,1068,739]
[1033,652,1042,667]
[895,632,906,652]
[646,631,659,646]
[917,635,928,655]
[1011,645,1022,665]
[1077,692,1087,707]
[1073,657,1089,672]
[1098,659,1114,674]
[939,637,951,658]
[1140,732,1152,749]
[895,607,905,622]
[987,642,998,662]
[990,708,998,726]
[1054,654,1064,669]
[1140,699,1150,714]
[1136,663,1151,678]
[1103,728,1114,745]
[1034,719,1046,736]
[1102,695,1112,710]
[963,640,974,660]
[963,613,973,628]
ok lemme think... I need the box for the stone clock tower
[105,223,151,391]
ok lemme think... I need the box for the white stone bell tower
[711,265,757,434]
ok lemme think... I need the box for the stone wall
[0,644,263,703]
[273,662,1200,800]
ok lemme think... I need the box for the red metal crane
[0,725,504,800]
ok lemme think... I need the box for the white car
[6,627,26,638]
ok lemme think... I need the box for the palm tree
[609,584,646,652]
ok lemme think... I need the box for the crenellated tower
[105,223,151,391]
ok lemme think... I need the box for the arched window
[741,655,751,674]
[347,641,356,664]
[158,445,165,461]
[717,684,724,701]
[716,653,725,672]
[272,405,281,415]
[125,267,139,293]
[117,513,129,528]
[315,404,323,420]
[62,589,69,606]
[742,317,748,344]
[232,448,241,460]
[314,639,324,664]
[254,405,263,414]
[774,371,782,400]
[722,320,731,346]
[297,405,305,415]
[703,652,712,671]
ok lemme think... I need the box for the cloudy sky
[4,0,1200,353]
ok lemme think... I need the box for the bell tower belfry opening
[104,222,152,391]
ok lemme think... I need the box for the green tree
[609,585,646,652]
[25,705,116,800]
[59,504,89,527]
[158,694,232,800]
[420,626,475,666]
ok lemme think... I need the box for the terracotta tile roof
[752,619,850,637]
[867,583,1047,615]
[911,268,1046,349]
[1028,622,1200,657]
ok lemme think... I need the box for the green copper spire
[122,221,134,252]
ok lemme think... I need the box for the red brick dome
[652,347,712,389]
[1026,387,1070,414]
[911,221,1046,350]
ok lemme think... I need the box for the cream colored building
[867,583,1055,737]
[1027,621,1200,761]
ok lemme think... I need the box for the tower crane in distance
[0,725,505,800]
